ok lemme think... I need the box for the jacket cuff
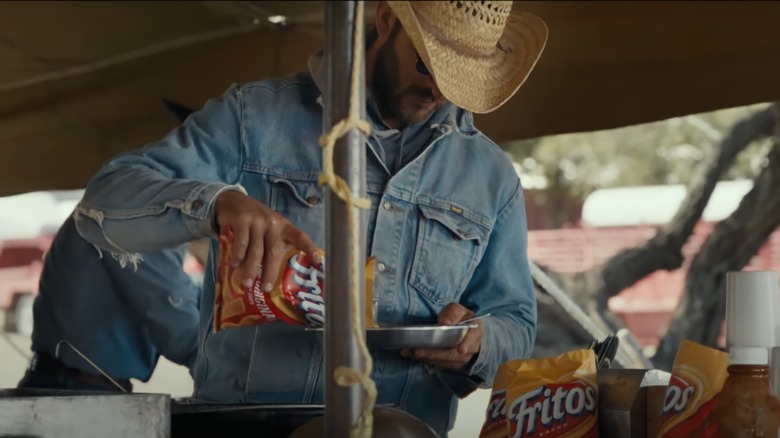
[468,318,495,380]
[435,367,485,398]
[186,182,247,239]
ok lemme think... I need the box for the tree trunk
[570,106,777,306]
[653,104,780,368]
[533,105,777,359]
[556,107,777,336]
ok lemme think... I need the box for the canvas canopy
[1,1,779,196]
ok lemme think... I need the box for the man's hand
[400,303,485,371]
[214,190,321,291]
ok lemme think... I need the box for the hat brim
[388,1,548,114]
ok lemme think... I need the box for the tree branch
[533,105,777,363]
[654,103,780,368]
[571,106,777,304]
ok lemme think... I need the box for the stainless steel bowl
[307,324,477,350]
[367,324,476,349]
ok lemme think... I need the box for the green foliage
[503,103,774,201]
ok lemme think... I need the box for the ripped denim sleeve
[74,180,246,270]
[73,207,140,270]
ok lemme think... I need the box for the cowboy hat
[386,1,548,114]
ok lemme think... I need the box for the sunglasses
[415,52,431,76]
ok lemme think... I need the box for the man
[74,1,547,434]
[17,215,201,392]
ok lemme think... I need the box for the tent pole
[323,2,368,437]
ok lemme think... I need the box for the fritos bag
[656,339,729,438]
[214,228,376,332]
[480,349,599,438]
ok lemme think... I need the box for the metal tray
[0,389,170,438]
[308,324,477,350]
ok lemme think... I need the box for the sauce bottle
[715,347,780,437]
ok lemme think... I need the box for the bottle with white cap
[715,347,780,437]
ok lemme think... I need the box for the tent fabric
[1,1,779,196]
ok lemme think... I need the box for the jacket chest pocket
[269,176,325,245]
[410,204,489,305]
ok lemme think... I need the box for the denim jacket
[32,216,200,381]
[74,53,536,435]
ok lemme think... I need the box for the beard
[371,41,440,125]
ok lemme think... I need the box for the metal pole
[324,2,368,437]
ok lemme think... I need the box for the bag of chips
[656,339,729,437]
[480,349,599,438]
[214,228,376,332]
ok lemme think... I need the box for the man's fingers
[412,347,473,371]
[413,348,472,369]
[457,322,484,355]
[215,193,318,289]
[458,332,482,355]
[239,222,267,289]
[438,303,474,326]
[260,232,285,292]
[283,225,321,264]
[229,219,251,269]
[409,306,485,369]
[413,347,460,363]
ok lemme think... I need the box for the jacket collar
[306,49,478,136]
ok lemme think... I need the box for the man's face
[371,23,447,125]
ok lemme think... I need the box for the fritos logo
[214,231,378,332]
[657,341,729,438]
[661,375,695,419]
[508,380,597,438]
[481,390,508,436]
[281,253,326,327]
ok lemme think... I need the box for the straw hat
[386,1,548,114]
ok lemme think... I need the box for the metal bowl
[367,324,476,349]
[307,324,477,350]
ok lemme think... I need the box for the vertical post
[324,2,368,437]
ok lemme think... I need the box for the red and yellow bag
[481,349,599,438]
[656,340,729,437]
[214,228,376,332]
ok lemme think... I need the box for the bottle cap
[730,346,769,365]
